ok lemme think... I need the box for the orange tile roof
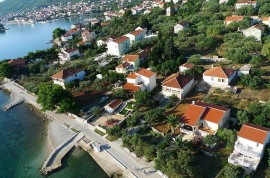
[68,29,77,33]
[82,30,90,35]
[236,0,256,4]
[225,16,244,22]
[107,99,123,109]
[195,101,230,112]
[261,17,269,21]
[116,62,130,69]
[113,36,129,43]
[77,41,87,46]
[65,47,79,53]
[136,68,156,78]
[51,67,84,79]
[238,123,270,144]
[123,83,141,92]
[8,58,26,66]
[130,29,144,36]
[127,72,138,79]
[203,67,236,79]
[181,104,206,126]
[181,102,230,126]
[63,33,71,37]
[181,63,195,69]
[123,55,139,62]
[162,73,194,89]
[201,108,225,124]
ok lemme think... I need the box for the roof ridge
[245,124,269,132]
[207,107,226,112]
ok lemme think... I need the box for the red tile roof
[203,67,236,79]
[181,102,230,126]
[65,47,79,53]
[162,73,194,89]
[236,0,256,4]
[116,62,130,69]
[261,17,269,21]
[107,99,123,109]
[8,58,26,66]
[181,104,206,126]
[51,67,84,79]
[225,16,244,22]
[127,72,138,79]
[123,83,141,92]
[82,30,90,36]
[123,55,139,62]
[130,29,144,36]
[136,68,156,78]
[113,36,129,43]
[63,33,71,37]
[238,123,270,144]
[195,101,230,112]
[68,29,77,33]
[181,63,195,69]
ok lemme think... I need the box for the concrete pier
[2,97,24,111]
[41,133,84,175]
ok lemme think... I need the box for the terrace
[228,153,259,170]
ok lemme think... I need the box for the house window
[211,77,214,81]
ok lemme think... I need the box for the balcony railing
[228,153,259,170]
[180,128,194,135]
[234,142,262,158]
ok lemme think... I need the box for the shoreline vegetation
[0,83,123,177]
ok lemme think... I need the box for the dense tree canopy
[37,83,79,114]
[0,62,14,78]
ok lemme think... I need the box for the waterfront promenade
[3,81,162,178]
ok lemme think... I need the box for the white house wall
[181,79,194,98]
[203,120,219,131]
[237,137,264,154]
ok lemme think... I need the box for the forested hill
[0,0,81,15]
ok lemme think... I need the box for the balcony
[234,142,262,158]
[228,153,259,170]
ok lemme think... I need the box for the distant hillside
[0,0,81,15]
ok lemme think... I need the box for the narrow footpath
[3,81,162,178]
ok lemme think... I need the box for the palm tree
[166,114,178,134]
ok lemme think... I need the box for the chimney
[192,101,195,105]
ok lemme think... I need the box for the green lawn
[94,128,106,136]
[119,108,129,115]
[105,135,118,141]
[126,102,135,110]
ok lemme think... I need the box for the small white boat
[92,142,101,152]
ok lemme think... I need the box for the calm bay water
[0,90,108,178]
[0,18,80,60]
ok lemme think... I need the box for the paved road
[3,81,162,178]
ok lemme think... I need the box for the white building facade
[161,74,195,99]
[124,29,146,46]
[203,67,237,88]
[228,123,270,171]
[107,36,130,56]
[51,67,86,89]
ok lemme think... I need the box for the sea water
[0,90,108,178]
